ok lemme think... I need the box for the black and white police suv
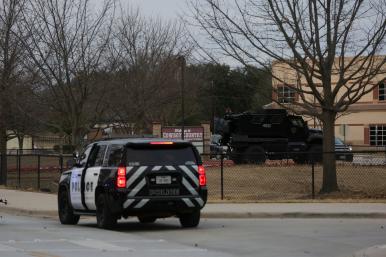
[58,138,207,229]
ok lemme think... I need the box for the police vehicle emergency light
[58,138,207,229]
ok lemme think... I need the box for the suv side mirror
[73,151,79,159]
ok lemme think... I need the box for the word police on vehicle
[58,138,207,229]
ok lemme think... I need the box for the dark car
[335,137,353,162]
[309,129,353,162]
[58,138,207,229]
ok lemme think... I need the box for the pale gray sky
[125,0,185,20]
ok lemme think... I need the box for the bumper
[336,152,353,162]
[106,188,208,217]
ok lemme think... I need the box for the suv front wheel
[58,188,80,225]
[179,210,200,228]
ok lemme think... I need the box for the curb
[0,207,57,219]
[202,212,386,219]
[2,207,386,220]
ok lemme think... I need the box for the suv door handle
[93,173,98,176]
[77,174,81,177]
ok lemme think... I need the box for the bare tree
[0,0,26,185]
[189,0,386,192]
[106,8,191,134]
[20,0,115,147]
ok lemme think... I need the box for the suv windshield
[125,146,197,166]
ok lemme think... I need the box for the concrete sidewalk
[1,188,386,218]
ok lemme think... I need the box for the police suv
[58,138,207,229]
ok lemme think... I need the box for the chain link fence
[203,150,386,201]
[0,150,385,200]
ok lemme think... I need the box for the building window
[370,125,386,146]
[277,86,296,103]
[379,83,385,101]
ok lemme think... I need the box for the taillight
[198,165,206,186]
[116,166,126,188]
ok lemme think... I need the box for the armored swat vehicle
[219,109,323,164]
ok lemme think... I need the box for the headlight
[348,146,352,151]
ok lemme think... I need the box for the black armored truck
[219,109,323,164]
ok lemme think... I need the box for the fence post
[37,155,41,190]
[60,155,63,174]
[311,160,315,199]
[17,149,21,188]
[220,154,224,200]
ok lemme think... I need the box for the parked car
[309,129,353,162]
[210,134,228,159]
[335,137,353,162]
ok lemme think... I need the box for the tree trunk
[320,110,339,193]
[0,127,7,185]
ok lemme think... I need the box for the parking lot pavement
[1,214,386,257]
[2,188,386,219]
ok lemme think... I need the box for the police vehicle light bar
[150,142,174,145]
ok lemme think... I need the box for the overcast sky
[125,0,185,20]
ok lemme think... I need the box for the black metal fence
[3,152,73,193]
[0,150,385,200]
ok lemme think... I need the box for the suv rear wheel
[58,188,80,225]
[179,210,200,228]
[96,194,117,229]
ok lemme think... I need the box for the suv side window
[88,145,107,167]
[78,145,93,167]
[105,145,124,167]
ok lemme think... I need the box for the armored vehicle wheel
[179,210,200,228]
[96,194,117,229]
[58,188,80,225]
[244,146,266,164]
[138,216,157,223]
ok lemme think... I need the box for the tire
[308,145,323,163]
[244,146,266,164]
[179,210,200,228]
[58,188,80,225]
[293,154,307,164]
[96,194,117,229]
[230,152,244,164]
[138,216,157,224]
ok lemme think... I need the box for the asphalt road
[0,213,385,257]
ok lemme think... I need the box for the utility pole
[179,56,186,140]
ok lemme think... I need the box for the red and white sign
[162,127,204,142]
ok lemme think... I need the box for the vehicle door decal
[84,166,101,210]
[70,168,85,210]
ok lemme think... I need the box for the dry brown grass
[206,163,386,201]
